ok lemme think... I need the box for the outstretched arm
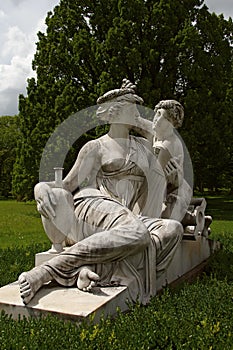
[133,116,154,142]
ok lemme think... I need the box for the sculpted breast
[101,158,126,173]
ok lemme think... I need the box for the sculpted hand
[164,157,183,187]
[34,183,57,220]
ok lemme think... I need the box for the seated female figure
[18,81,183,305]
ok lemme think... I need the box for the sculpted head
[154,100,184,129]
[96,79,143,123]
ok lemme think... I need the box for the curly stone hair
[154,100,184,128]
[97,79,143,105]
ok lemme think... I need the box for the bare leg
[19,196,149,303]
[77,266,100,291]
[18,267,51,305]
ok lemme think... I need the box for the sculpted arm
[63,140,101,193]
[156,139,184,188]
[133,116,154,142]
[35,140,101,218]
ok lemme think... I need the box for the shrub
[0,244,232,349]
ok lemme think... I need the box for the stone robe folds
[40,136,182,304]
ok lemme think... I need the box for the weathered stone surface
[0,282,129,322]
[12,79,216,319]
[0,236,219,322]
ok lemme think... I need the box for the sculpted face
[97,100,140,126]
[117,102,140,125]
[153,108,172,134]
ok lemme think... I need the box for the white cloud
[0,24,36,115]
[2,26,34,60]
[0,9,6,19]
[0,54,35,115]
[0,54,35,91]
[0,0,60,116]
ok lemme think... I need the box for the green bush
[0,244,233,349]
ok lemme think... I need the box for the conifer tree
[13,0,233,199]
[0,116,20,197]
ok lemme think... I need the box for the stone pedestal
[0,282,129,323]
[0,236,219,322]
[157,236,219,289]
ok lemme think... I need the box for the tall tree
[0,116,20,198]
[13,0,233,199]
[177,10,233,191]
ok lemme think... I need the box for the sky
[0,0,232,116]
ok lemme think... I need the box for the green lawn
[206,195,233,222]
[0,200,49,249]
[205,196,233,249]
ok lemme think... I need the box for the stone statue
[134,97,211,235]
[18,80,184,305]
[133,99,191,219]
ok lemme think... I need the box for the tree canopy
[12,0,233,199]
[0,116,20,198]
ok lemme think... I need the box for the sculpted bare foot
[18,267,51,305]
[77,267,100,292]
[18,272,40,304]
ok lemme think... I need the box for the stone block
[0,281,129,322]
[0,237,219,322]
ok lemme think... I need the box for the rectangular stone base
[0,282,129,322]
[156,236,219,289]
[0,237,219,322]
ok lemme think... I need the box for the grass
[204,196,233,251]
[206,195,233,221]
[0,200,49,248]
[0,197,232,349]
